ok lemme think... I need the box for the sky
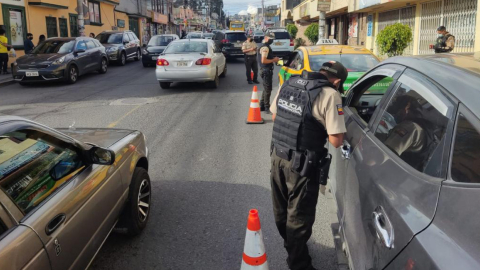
[222,0,281,16]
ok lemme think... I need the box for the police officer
[434,26,455,53]
[258,32,280,113]
[269,61,348,270]
[242,34,259,84]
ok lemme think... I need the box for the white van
[264,29,294,58]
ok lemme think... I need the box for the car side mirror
[76,49,86,53]
[89,146,115,165]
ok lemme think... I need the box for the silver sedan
[155,39,227,89]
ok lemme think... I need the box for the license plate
[25,71,39,77]
[177,61,188,67]
[152,56,157,60]
[274,42,283,46]
[234,43,242,48]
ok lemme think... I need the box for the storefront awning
[152,11,168,24]
[127,13,150,19]
[28,2,68,9]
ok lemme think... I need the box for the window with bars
[46,17,58,38]
[59,18,68,37]
[89,1,101,24]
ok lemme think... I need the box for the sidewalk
[0,68,16,87]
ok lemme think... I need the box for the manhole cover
[110,98,158,106]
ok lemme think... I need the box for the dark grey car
[329,54,480,269]
[13,37,108,85]
[96,30,141,66]
[0,116,151,270]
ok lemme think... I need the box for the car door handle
[341,142,351,159]
[372,209,394,249]
[45,213,66,235]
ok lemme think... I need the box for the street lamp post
[77,0,86,37]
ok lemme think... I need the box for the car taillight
[222,39,228,43]
[195,58,212,65]
[156,58,169,66]
[290,39,294,46]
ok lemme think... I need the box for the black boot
[265,106,271,114]
[260,102,265,111]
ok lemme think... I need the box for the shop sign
[152,11,168,24]
[317,0,331,12]
[367,15,373,36]
[359,0,380,9]
[117,19,125,28]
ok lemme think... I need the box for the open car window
[0,129,84,215]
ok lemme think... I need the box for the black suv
[212,31,247,58]
[95,30,141,65]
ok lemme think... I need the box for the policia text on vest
[269,64,347,270]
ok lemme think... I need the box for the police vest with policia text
[435,34,454,53]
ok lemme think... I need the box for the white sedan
[155,39,227,89]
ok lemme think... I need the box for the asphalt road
[0,58,339,270]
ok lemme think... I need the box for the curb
[0,79,16,87]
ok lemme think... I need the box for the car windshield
[187,33,202,39]
[203,33,214,38]
[272,32,290,39]
[309,54,379,72]
[96,33,123,44]
[163,41,208,54]
[231,24,243,28]
[254,31,264,35]
[148,36,175,46]
[226,33,247,42]
[32,40,75,54]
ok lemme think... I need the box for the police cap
[320,61,348,92]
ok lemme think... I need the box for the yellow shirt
[0,36,8,53]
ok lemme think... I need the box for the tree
[304,23,319,45]
[286,24,298,39]
[376,23,413,57]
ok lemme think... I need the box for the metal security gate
[378,6,416,55]
[419,0,477,54]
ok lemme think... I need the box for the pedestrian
[0,29,12,75]
[242,34,259,85]
[24,33,34,54]
[38,34,46,46]
[258,32,279,113]
[433,26,455,53]
[269,61,348,270]
[89,33,95,38]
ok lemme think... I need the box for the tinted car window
[96,33,123,44]
[75,41,87,51]
[0,129,84,214]
[272,32,290,39]
[225,33,247,42]
[128,33,136,41]
[85,40,96,49]
[374,75,452,176]
[32,40,75,54]
[309,54,379,72]
[451,113,480,183]
[148,36,175,46]
[123,34,131,42]
[164,41,208,54]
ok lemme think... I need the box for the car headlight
[52,56,66,65]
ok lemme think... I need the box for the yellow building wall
[85,2,116,36]
[115,11,129,31]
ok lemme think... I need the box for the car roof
[301,45,374,56]
[45,37,78,41]
[381,54,480,117]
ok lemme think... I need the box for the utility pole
[317,11,326,43]
[77,0,85,36]
[262,0,264,29]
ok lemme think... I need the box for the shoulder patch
[394,127,409,137]
[336,104,344,115]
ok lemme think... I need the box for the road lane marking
[107,105,142,128]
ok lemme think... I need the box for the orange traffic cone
[246,86,264,124]
[241,209,269,270]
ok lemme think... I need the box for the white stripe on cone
[240,228,269,270]
[251,90,260,100]
[250,102,260,108]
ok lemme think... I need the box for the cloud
[238,10,248,15]
[247,5,258,15]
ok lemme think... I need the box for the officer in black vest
[434,26,455,53]
[258,32,280,113]
[269,61,348,270]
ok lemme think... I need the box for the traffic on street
[0,0,480,268]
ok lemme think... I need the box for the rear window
[163,41,208,54]
[226,33,247,42]
[309,54,379,72]
[187,33,202,39]
[272,32,291,40]
[148,36,175,46]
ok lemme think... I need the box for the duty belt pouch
[275,146,291,161]
[299,150,315,177]
[292,151,304,173]
[316,153,332,185]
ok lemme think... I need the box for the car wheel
[118,168,151,236]
[207,69,219,89]
[160,82,171,89]
[134,49,141,61]
[219,63,227,78]
[143,62,149,67]
[66,65,78,84]
[99,58,108,74]
[119,52,126,66]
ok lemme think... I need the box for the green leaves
[376,23,413,57]
[305,23,319,45]
[294,38,306,49]
[286,24,298,39]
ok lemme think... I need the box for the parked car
[185,32,203,39]
[95,30,141,66]
[12,37,108,85]
[264,29,294,58]
[142,34,180,67]
[155,39,227,89]
[203,33,215,40]
[0,115,151,270]
[329,53,480,270]
[278,44,381,92]
[253,30,264,44]
[212,31,247,58]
